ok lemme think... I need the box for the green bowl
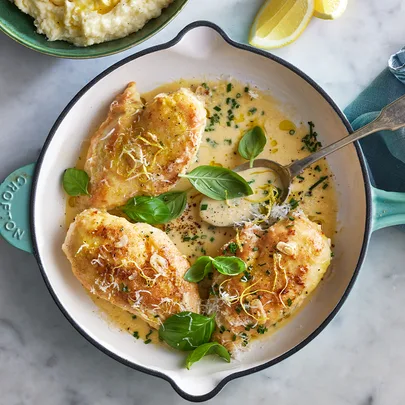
[0,0,188,58]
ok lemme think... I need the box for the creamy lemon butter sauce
[65,79,337,344]
[199,167,283,227]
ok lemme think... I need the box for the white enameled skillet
[2,22,405,402]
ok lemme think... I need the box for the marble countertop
[1,0,405,404]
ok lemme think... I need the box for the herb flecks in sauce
[301,121,322,152]
[66,79,338,353]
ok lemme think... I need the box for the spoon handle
[287,94,405,178]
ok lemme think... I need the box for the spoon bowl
[233,159,292,203]
[235,93,405,205]
[201,93,405,228]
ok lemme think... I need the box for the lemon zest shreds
[138,266,161,287]
[275,253,289,308]
[151,148,164,167]
[239,280,260,320]
[224,189,232,208]
[137,135,164,149]
[250,169,273,176]
[272,253,279,292]
[235,229,244,252]
[248,184,280,225]
[239,280,277,322]
[142,164,151,179]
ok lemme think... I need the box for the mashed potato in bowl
[13,0,174,46]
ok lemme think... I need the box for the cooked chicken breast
[62,209,200,329]
[207,212,331,354]
[78,82,206,210]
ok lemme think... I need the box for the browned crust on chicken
[62,209,200,329]
[77,83,206,210]
[207,212,331,354]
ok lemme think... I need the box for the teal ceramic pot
[0,0,188,58]
[1,22,405,402]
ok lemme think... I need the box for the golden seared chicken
[62,209,200,329]
[78,82,206,210]
[207,212,331,354]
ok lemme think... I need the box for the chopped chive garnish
[227,242,238,254]
[144,339,152,344]
[314,165,321,172]
[226,122,231,127]
[286,298,293,307]
[240,271,252,282]
[133,331,139,339]
[236,93,241,98]
[213,106,221,112]
[244,86,249,93]
[201,204,208,211]
[227,83,233,92]
[288,216,295,221]
[248,107,258,115]
[289,198,299,209]
[297,175,305,180]
[121,284,129,292]
[132,315,137,319]
[289,129,296,135]
[322,183,329,189]
[302,122,322,152]
[309,176,328,191]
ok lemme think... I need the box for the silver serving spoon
[235,93,405,203]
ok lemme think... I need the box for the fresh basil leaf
[157,191,187,220]
[184,256,213,282]
[211,256,246,276]
[186,342,230,369]
[159,312,215,351]
[238,126,267,168]
[180,166,253,201]
[121,196,170,225]
[63,168,90,196]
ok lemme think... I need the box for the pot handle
[0,164,35,253]
[371,186,405,231]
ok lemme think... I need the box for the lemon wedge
[314,0,347,19]
[249,0,315,50]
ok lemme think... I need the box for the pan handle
[0,164,35,253]
[371,186,405,231]
[2,165,403,247]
